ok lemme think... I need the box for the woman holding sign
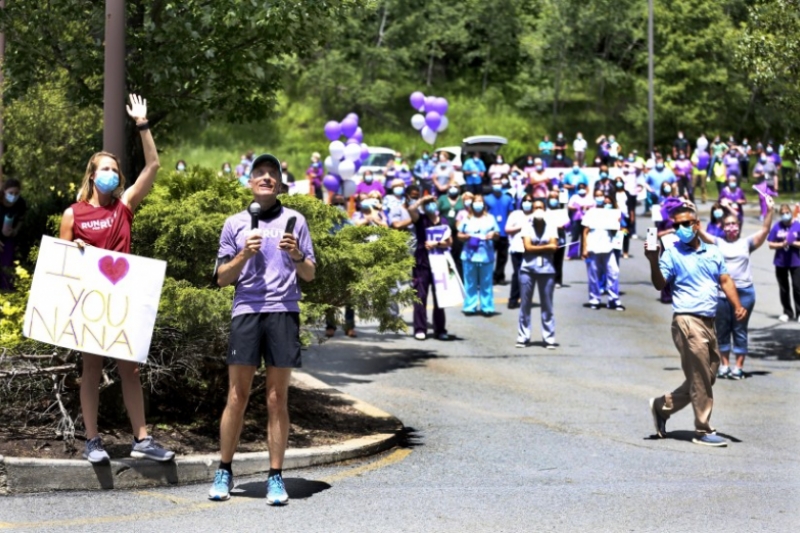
[59,94,174,464]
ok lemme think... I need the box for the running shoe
[589,302,600,310]
[649,398,667,438]
[414,332,426,341]
[717,366,731,379]
[83,436,110,464]
[608,302,626,311]
[208,469,233,501]
[436,333,450,341]
[729,367,744,380]
[545,343,557,350]
[778,314,789,322]
[131,437,175,462]
[515,340,528,348]
[266,473,289,505]
[692,433,728,447]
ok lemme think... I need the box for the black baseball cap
[250,153,281,173]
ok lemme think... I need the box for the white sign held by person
[23,236,167,363]
[429,252,464,308]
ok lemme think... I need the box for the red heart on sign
[98,256,129,285]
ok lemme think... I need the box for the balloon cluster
[409,92,449,145]
[322,113,370,192]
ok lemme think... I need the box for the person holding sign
[581,191,626,311]
[409,197,452,340]
[505,195,536,309]
[58,94,174,464]
[516,198,559,348]
[210,153,316,505]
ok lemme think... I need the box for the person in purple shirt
[706,202,730,239]
[354,170,386,197]
[767,204,800,322]
[409,198,452,340]
[306,152,324,201]
[723,147,741,179]
[211,153,316,505]
[753,154,779,220]
[672,150,694,201]
[718,176,746,222]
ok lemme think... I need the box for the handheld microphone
[248,202,261,230]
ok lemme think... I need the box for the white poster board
[23,236,167,363]
[545,209,570,228]
[429,252,464,308]
[582,208,621,231]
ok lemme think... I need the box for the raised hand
[126,94,148,123]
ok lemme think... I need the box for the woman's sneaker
[208,469,233,501]
[131,436,175,462]
[692,433,728,447]
[729,367,744,380]
[83,436,110,464]
[717,366,731,379]
[266,473,289,505]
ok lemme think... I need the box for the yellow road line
[135,490,193,505]
[320,448,412,484]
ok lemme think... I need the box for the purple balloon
[341,118,358,138]
[354,160,362,172]
[425,111,442,132]
[323,174,341,192]
[423,96,436,112]
[437,97,449,115]
[353,127,363,143]
[324,121,341,142]
[360,145,370,162]
[428,97,448,116]
[345,137,360,145]
[345,113,359,124]
[410,91,425,110]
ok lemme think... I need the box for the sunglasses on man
[674,220,697,228]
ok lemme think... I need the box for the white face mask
[532,209,545,220]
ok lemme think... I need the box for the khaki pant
[653,314,720,434]
[693,170,707,203]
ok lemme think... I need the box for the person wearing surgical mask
[752,150,779,221]
[175,160,187,172]
[463,152,486,194]
[458,194,500,316]
[768,203,800,324]
[694,197,774,379]
[505,194,537,309]
[706,202,730,238]
[220,162,233,178]
[563,162,588,198]
[59,94,175,465]
[717,176,747,223]
[355,170,386,197]
[516,197,559,348]
[0,178,26,290]
[489,155,510,181]
[581,192,626,311]
[413,151,437,195]
[546,188,568,286]
[351,193,388,228]
[433,152,456,197]
[594,166,612,196]
[527,157,550,199]
[646,156,676,211]
[573,132,587,167]
[395,159,414,187]
[437,184,466,277]
[566,182,595,260]
[485,176,515,285]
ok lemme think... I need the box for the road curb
[0,372,402,495]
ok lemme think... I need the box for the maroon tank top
[71,199,133,253]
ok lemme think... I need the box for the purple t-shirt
[355,180,386,197]
[768,221,800,268]
[218,206,316,317]
[723,154,741,175]
[413,215,449,268]
[673,159,692,178]
[718,186,745,212]
[706,222,725,239]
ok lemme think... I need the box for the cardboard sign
[23,236,166,363]
[546,209,570,228]
[582,208,621,231]
[430,252,464,308]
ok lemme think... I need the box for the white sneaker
[797,316,800,323]
[414,332,426,340]
[779,314,789,322]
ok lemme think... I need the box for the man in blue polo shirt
[644,201,745,448]
[462,152,486,195]
[485,176,515,285]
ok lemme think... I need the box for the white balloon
[410,114,425,131]
[325,155,339,174]
[421,126,437,145]
[342,179,357,198]
[329,140,345,161]
[437,115,449,132]
[339,159,356,180]
[344,142,361,162]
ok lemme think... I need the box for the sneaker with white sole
[717,365,730,379]
[266,473,289,505]
[729,367,744,380]
[515,340,528,348]
[414,332,426,340]
[778,314,789,322]
[83,436,110,464]
[208,469,233,501]
[130,436,175,462]
[649,398,667,438]
[436,333,449,341]
[692,433,728,447]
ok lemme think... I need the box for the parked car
[435,136,507,189]
[357,147,396,179]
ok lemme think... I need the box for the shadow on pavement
[644,430,743,444]
[395,426,424,449]
[232,478,332,500]
[748,325,800,361]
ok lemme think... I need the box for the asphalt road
[2,213,799,532]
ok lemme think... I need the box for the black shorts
[227,312,302,368]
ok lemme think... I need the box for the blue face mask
[676,224,697,244]
[713,209,724,219]
[492,184,502,192]
[663,185,672,194]
[423,154,429,160]
[424,202,437,214]
[364,175,374,183]
[578,189,587,196]
[94,170,119,194]
[595,198,604,206]
[548,199,559,208]
[464,200,473,208]
[5,192,18,204]
[535,165,543,172]
[572,167,580,174]
[393,187,404,196]
[781,213,792,222]
[472,203,485,213]
[615,181,624,189]
[604,203,613,210]
[522,201,533,211]
[728,181,737,188]
[361,201,372,210]
[600,172,608,179]
[448,187,459,197]
[177,164,186,171]
[656,164,665,171]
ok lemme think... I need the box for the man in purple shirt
[672,151,694,200]
[210,153,316,505]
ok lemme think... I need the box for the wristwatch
[292,250,306,263]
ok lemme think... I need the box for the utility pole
[647,0,654,156]
[103,0,126,166]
